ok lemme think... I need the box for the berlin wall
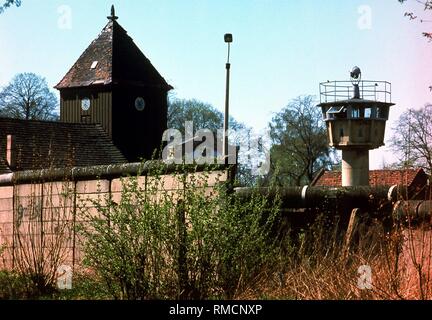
[0,162,230,270]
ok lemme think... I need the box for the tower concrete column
[341,149,369,186]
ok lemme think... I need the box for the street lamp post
[223,33,232,165]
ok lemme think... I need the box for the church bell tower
[55,6,172,162]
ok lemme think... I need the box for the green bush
[77,163,282,299]
[0,270,28,299]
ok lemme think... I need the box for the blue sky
[0,0,431,168]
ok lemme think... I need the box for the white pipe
[388,185,398,202]
[301,185,308,201]
[0,173,13,184]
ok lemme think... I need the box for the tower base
[341,149,369,186]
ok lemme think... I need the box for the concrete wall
[0,168,228,270]
[0,185,13,268]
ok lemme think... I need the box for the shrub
[77,163,281,299]
[12,181,74,297]
[0,270,29,299]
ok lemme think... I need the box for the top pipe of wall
[0,161,232,186]
[234,185,403,209]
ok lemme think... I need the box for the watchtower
[317,67,394,186]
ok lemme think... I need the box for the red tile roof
[55,22,113,89]
[313,169,426,187]
[369,169,423,187]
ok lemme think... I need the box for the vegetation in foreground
[1,164,431,300]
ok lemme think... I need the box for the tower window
[327,106,346,120]
[350,107,360,118]
[90,61,98,69]
[377,106,389,119]
[364,108,372,118]
[327,106,345,114]
[81,97,91,111]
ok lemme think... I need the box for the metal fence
[319,80,391,104]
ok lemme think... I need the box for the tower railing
[319,80,391,104]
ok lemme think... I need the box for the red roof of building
[55,21,113,89]
[312,169,427,187]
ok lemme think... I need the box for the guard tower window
[377,106,389,120]
[321,106,329,119]
[350,107,360,118]
[364,108,372,118]
[327,106,346,120]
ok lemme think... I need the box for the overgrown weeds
[1,162,432,300]
[237,213,432,300]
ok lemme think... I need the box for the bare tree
[0,0,21,13]
[0,73,58,121]
[398,0,432,41]
[269,95,336,186]
[391,104,432,174]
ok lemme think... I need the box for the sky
[0,0,431,169]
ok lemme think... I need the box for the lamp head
[224,33,233,43]
[350,66,361,84]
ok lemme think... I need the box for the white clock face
[135,97,145,111]
[81,98,91,111]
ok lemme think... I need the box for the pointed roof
[55,8,172,91]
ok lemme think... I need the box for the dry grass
[235,216,432,300]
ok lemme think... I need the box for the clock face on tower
[135,97,145,111]
[81,98,91,111]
